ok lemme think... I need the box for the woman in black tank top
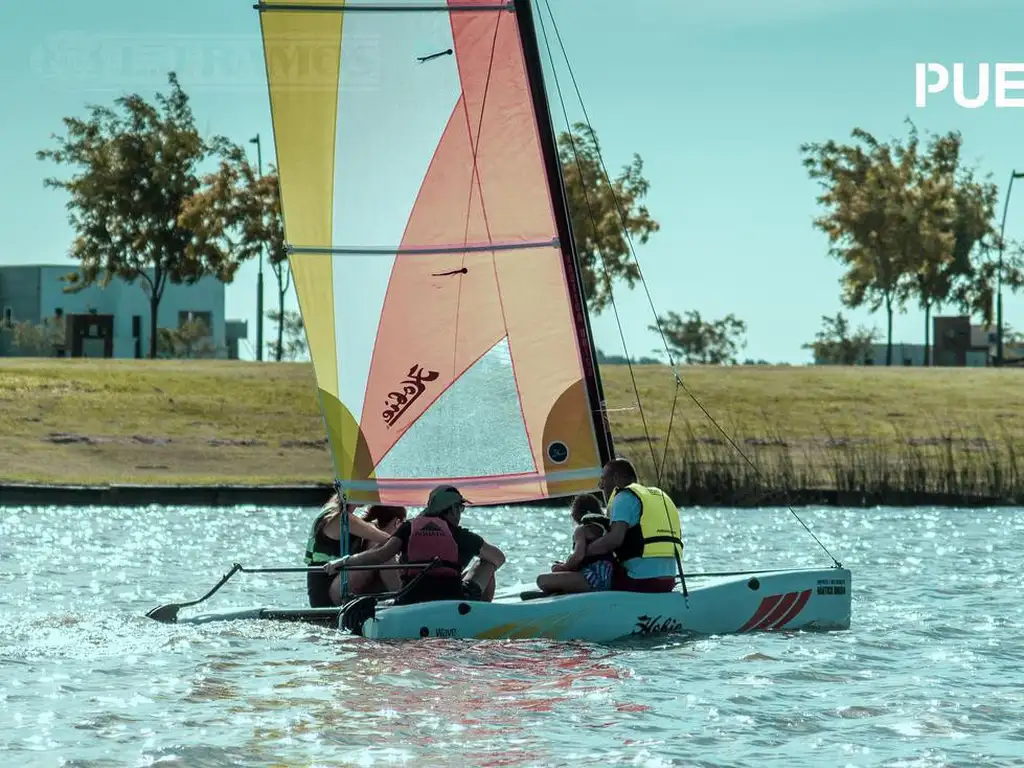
[307,501,407,607]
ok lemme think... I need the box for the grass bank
[1,359,1021,504]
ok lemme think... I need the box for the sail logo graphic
[383,365,440,428]
[916,63,1024,108]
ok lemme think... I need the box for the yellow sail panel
[260,1,368,486]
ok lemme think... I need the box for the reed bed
[623,419,1022,506]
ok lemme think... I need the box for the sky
[2,0,1024,364]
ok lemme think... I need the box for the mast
[513,0,615,468]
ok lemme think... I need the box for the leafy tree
[801,125,929,365]
[949,237,1024,333]
[595,348,660,365]
[157,317,217,359]
[890,128,958,366]
[802,312,879,365]
[559,123,659,313]
[37,71,245,359]
[265,309,307,361]
[652,310,747,365]
[8,316,65,356]
[179,151,291,360]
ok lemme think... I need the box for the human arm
[321,506,391,546]
[585,521,628,555]
[324,536,402,575]
[586,491,640,556]
[478,542,505,569]
[563,527,590,570]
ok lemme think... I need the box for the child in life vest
[535,494,615,594]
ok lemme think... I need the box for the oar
[145,561,436,624]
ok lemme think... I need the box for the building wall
[1,265,227,358]
[865,343,928,366]
[0,266,43,355]
[36,267,226,358]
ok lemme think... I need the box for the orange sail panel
[259,0,603,505]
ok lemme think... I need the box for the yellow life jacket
[607,483,683,561]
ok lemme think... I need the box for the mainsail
[258,0,613,505]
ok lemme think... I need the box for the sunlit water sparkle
[2,504,1023,767]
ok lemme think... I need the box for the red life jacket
[402,516,462,579]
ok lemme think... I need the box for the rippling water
[2,503,1023,767]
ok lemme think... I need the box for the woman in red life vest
[324,485,505,605]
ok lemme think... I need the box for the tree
[652,310,747,365]
[37,71,245,358]
[157,317,218,358]
[8,316,65,357]
[802,312,879,364]
[559,123,660,313]
[900,132,1004,364]
[265,309,307,361]
[179,151,291,360]
[802,125,929,365]
[948,235,1024,333]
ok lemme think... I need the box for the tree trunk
[275,288,285,362]
[923,303,931,367]
[149,295,160,359]
[885,296,893,366]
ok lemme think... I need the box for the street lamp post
[996,170,1024,367]
[249,134,264,362]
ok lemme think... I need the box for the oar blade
[146,603,181,623]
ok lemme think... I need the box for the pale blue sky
[2,0,1023,363]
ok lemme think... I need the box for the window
[178,311,213,332]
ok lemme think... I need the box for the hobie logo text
[916,63,1024,108]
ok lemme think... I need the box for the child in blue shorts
[535,494,615,595]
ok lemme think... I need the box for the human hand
[323,556,349,575]
[551,561,568,572]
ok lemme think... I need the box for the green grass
[1,358,1022,501]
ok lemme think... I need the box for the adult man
[324,485,506,604]
[584,458,682,592]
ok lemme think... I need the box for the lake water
[2,503,1023,767]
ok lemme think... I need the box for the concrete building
[0,264,248,359]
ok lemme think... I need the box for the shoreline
[0,482,1014,509]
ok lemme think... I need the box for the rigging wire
[537,0,841,568]
[535,6,661,480]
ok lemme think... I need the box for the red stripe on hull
[767,589,811,631]
[751,591,798,631]
[738,594,783,633]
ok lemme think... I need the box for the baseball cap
[423,485,471,516]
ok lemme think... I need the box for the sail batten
[260,0,605,506]
[257,2,513,12]
[288,238,558,256]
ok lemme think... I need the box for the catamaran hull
[360,567,852,642]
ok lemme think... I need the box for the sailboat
[232,0,852,641]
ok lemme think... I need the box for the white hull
[359,567,852,642]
